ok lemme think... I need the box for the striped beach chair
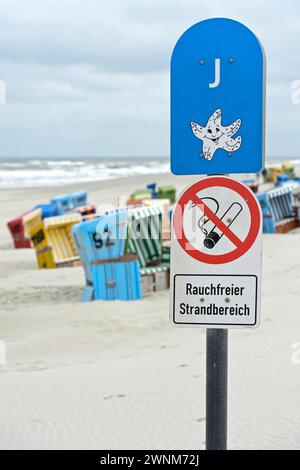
[72,210,128,299]
[158,185,176,203]
[275,174,289,186]
[293,186,300,222]
[43,213,82,266]
[7,211,32,249]
[29,219,55,269]
[257,183,299,233]
[73,207,169,302]
[162,243,170,264]
[92,254,142,301]
[23,208,43,240]
[126,206,162,267]
[268,166,283,183]
[142,199,171,240]
[76,204,96,217]
[140,264,170,296]
[72,190,88,208]
[282,162,296,179]
[51,194,72,214]
[35,203,61,218]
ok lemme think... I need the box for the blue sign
[171,18,265,175]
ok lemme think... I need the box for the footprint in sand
[103,394,126,400]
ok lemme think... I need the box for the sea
[0,157,169,189]
[0,156,297,189]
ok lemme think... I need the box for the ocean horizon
[0,155,297,189]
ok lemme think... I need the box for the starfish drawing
[191,108,242,161]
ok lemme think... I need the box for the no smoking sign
[170,176,262,328]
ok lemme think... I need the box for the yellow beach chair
[23,208,43,241]
[29,219,55,269]
[29,213,81,269]
[44,214,82,267]
[282,161,296,180]
[268,166,283,183]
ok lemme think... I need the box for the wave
[0,156,297,188]
[0,158,169,188]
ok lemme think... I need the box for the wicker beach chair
[43,214,82,266]
[71,190,88,208]
[72,210,128,300]
[7,212,32,249]
[257,183,300,233]
[126,206,163,267]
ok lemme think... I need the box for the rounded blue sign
[171,18,265,175]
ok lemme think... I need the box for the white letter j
[209,58,221,89]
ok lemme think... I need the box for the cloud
[0,0,299,157]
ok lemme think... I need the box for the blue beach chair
[275,174,289,186]
[51,194,72,214]
[72,209,128,300]
[257,193,276,233]
[72,190,88,208]
[92,254,142,301]
[257,183,299,233]
[35,203,61,218]
[147,183,159,199]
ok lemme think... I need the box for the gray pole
[206,328,228,450]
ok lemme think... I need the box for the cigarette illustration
[203,202,243,249]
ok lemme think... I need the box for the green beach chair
[126,206,162,267]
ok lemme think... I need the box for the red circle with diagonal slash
[173,176,261,264]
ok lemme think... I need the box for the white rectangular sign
[170,176,262,329]
[173,274,258,327]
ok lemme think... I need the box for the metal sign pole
[170,18,265,452]
[206,328,228,450]
[205,173,228,451]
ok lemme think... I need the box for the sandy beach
[1,173,300,450]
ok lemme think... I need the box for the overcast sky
[0,0,299,158]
